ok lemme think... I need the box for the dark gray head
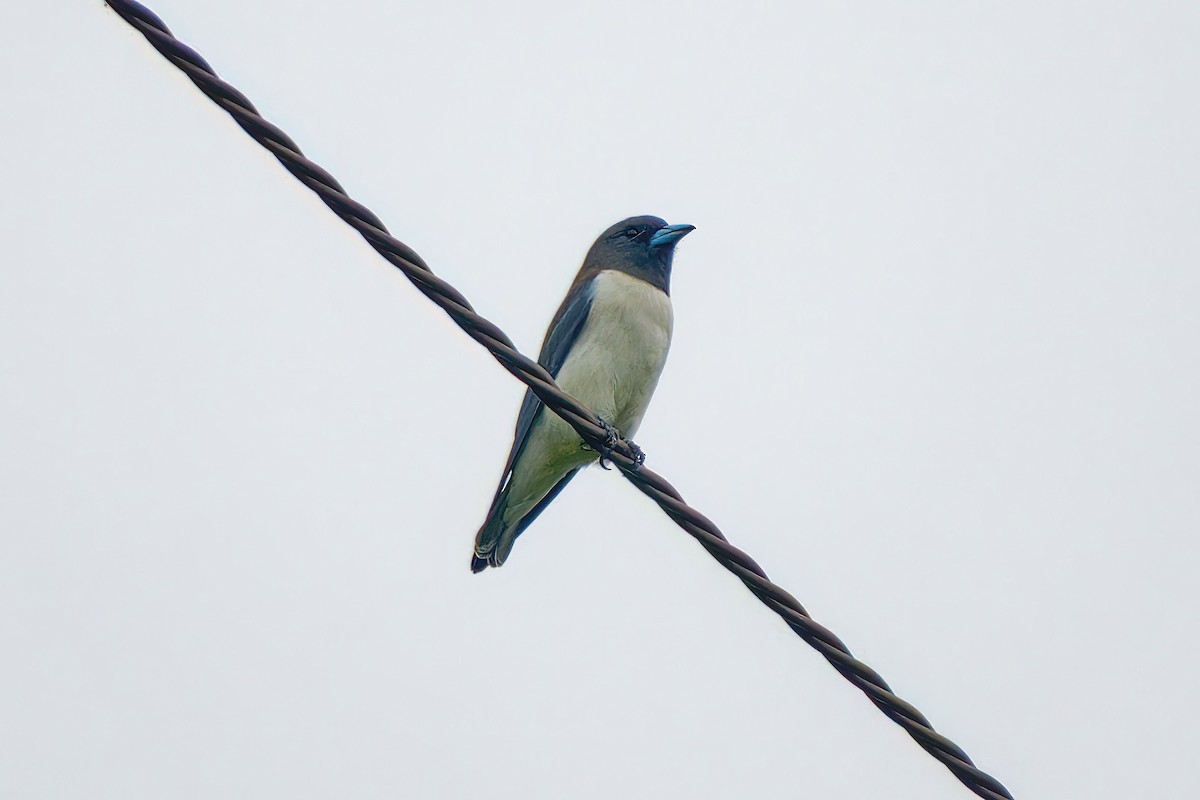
[582,215,696,294]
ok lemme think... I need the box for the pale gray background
[2,2,1197,798]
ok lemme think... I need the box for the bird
[471,215,695,572]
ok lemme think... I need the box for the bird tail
[471,486,512,573]
[470,468,582,573]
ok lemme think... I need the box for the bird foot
[626,440,646,468]
[591,419,645,470]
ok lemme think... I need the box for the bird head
[583,215,696,293]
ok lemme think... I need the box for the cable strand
[104,3,1013,797]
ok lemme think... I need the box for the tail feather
[470,528,506,573]
[469,467,583,573]
[471,487,511,573]
[471,524,519,573]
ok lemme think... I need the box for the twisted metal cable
[104,3,1013,797]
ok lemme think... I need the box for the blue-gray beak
[648,223,696,249]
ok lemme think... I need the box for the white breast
[497,270,674,525]
[554,269,673,438]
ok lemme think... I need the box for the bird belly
[554,269,673,438]
[499,270,672,527]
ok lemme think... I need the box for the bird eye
[624,227,640,238]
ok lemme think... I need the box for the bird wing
[471,278,597,571]
[494,277,595,496]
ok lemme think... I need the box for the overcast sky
[3,2,1198,798]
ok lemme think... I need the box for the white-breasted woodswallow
[471,216,695,572]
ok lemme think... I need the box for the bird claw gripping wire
[592,418,645,470]
[626,440,646,468]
